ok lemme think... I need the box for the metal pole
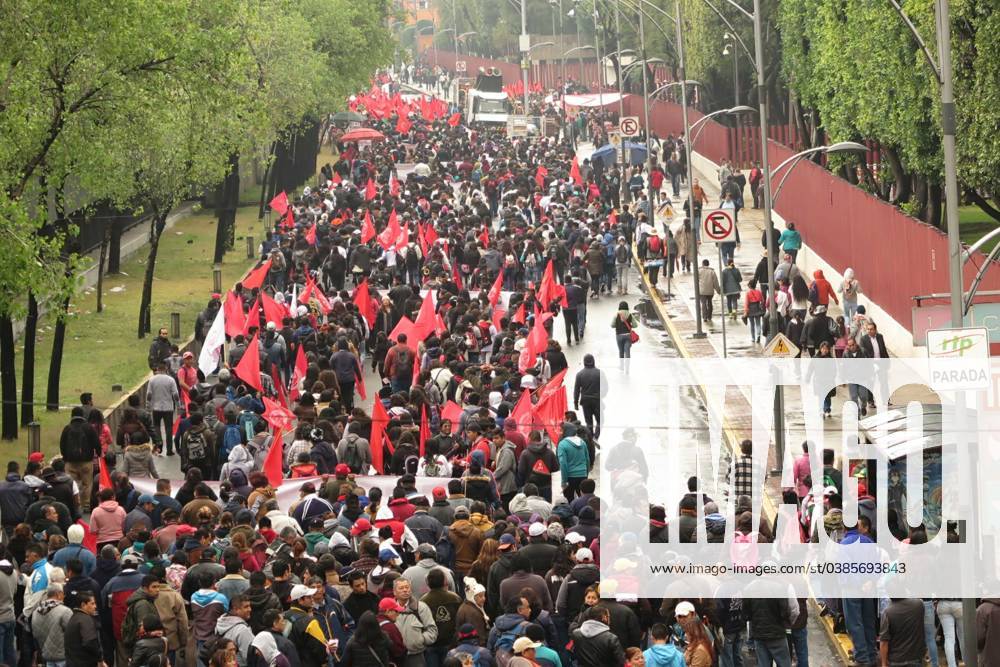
[637,11,652,194]
[718,246,728,357]
[520,0,530,117]
[593,2,603,91]
[452,0,459,56]
[576,9,584,84]
[614,0,628,206]
[751,0,785,471]
[733,43,740,105]
[676,0,704,335]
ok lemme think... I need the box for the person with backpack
[613,237,630,296]
[450,624,494,667]
[743,284,765,344]
[384,334,415,393]
[181,413,215,481]
[121,575,161,656]
[808,269,838,311]
[516,433,560,504]
[643,231,664,287]
[337,424,372,475]
[60,406,101,513]
[218,413,244,478]
[487,595,531,666]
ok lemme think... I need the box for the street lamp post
[723,32,739,105]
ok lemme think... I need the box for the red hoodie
[811,270,839,306]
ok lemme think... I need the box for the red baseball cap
[28,452,44,463]
[335,463,351,476]
[350,518,372,536]
[432,486,447,500]
[378,598,405,613]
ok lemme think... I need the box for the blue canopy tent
[590,142,648,166]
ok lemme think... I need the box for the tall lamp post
[527,42,556,104]
[723,32,738,105]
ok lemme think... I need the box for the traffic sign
[763,333,800,359]
[702,209,735,243]
[619,116,640,137]
[455,61,467,73]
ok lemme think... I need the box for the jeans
[700,295,714,321]
[822,391,832,414]
[726,294,740,312]
[937,600,965,667]
[789,627,808,667]
[616,333,633,359]
[390,377,411,393]
[616,264,630,293]
[787,249,799,264]
[754,638,792,667]
[719,631,743,667]
[924,600,940,667]
[843,597,878,665]
[47,662,67,667]
[721,242,737,264]
[580,398,600,437]
[671,173,681,196]
[848,384,871,411]
[748,315,762,341]
[0,620,15,667]
[577,307,587,338]
[844,300,858,319]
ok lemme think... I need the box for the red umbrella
[339,127,385,142]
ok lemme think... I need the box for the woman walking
[721,259,742,319]
[838,268,862,318]
[743,284,765,344]
[613,301,639,372]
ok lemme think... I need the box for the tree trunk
[257,142,276,220]
[859,161,884,200]
[926,180,942,229]
[0,316,17,440]
[20,294,38,427]
[137,209,169,339]
[913,173,928,221]
[965,189,1000,225]
[107,218,124,274]
[883,146,911,204]
[45,297,70,412]
[213,153,241,264]
[97,224,110,313]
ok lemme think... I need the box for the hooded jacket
[486,612,530,653]
[643,643,686,667]
[555,563,600,617]
[978,598,1000,665]
[402,558,456,599]
[570,619,626,667]
[810,270,838,306]
[516,442,560,490]
[448,517,484,575]
[557,427,591,483]
[32,599,73,661]
[246,585,283,634]
[191,589,230,641]
[573,355,602,404]
[217,613,255,667]
[0,474,32,527]
[122,443,158,479]
[493,441,518,495]
[508,493,553,520]
[395,596,438,655]
[90,499,127,544]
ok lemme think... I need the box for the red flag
[417,223,429,257]
[539,259,569,307]
[378,209,401,250]
[511,388,533,437]
[271,363,288,406]
[98,456,113,490]
[223,291,245,338]
[512,302,526,324]
[370,400,391,474]
[390,173,400,197]
[478,226,490,247]
[282,208,294,230]
[447,112,461,127]
[361,209,376,243]
[241,296,261,336]
[452,260,463,288]
[492,308,506,333]
[570,157,583,185]
[352,279,378,327]
[535,165,548,190]
[608,209,618,226]
[533,387,566,444]
[300,275,332,313]
[262,428,284,487]
[269,192,289,216]
[260,291,286,329]
[242,258,272,290]
[487,269,504,307]
[290,345,307,402]
[521,314,549,372]
[171,415,182,437]
[395,221,410,252]
[396,115,411,135]
[441,401,463,425]
[424,224,439,247]
[365,178,376,201]
[536,369,568,404]
[262,396,296,431]
[331,172,342,184]
[411,290,437,342]
[419,405,430,457]
[305,223,316,245]
[389,315,415,342]
[234,333,263,392]
[356,370,367,401]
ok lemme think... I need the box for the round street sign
[703,209,735,243]
[619,116,640,137]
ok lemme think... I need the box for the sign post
[619,116,640,137]
[702,209,736,243]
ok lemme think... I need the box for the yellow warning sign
[763,332,800,358]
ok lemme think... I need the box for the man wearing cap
[402,544,454,599]
[100,550,145,666]
[125,494,158,534]
[518,523,559,577]
[509,637,543,667]
[393,578,438,667]
[376,597,408,664]
[449,624,494,666]
[428,487,455,527]
[177,350,199,405]
[284,584,331,667]
[555,548,599,620]
[146,362,180,455]
[52,525,97,576]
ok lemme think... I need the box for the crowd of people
[0,65,990,667]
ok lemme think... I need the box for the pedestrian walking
[838,268,862,318]
[721,259,742,319]
[612,302,639,372]
[697,259,721,322]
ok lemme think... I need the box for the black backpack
[185,429,209,461]
[62,425,91,461]
[394,347,413,380]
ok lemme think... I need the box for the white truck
[464,71,511,125]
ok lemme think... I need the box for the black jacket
[60,416,101,463]
[800,314,835,350]
[574,365,601,405]
[519,540,559,576]
[570,620,626,667]
[743,597,794,640]
[860,333,889,358]
[66,609,103,667]
[516,443,559,488]
[0,474,32,527]
[339,637,390,667]
[600,600,642,650]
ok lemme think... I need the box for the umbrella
[591,142,648,166]
[333,111,366,127]
[339,127,385,142]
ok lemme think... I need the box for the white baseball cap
[575,548,594,563]
[290,584,318,601]
[675,601,697,618]
[528,522,546,538]
[565,532,586,545]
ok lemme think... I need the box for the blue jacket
[557,436,590,483]
[778,229,802,250]
[643,643,686,667]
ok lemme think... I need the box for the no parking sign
[702,209,735,243]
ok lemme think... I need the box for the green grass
[959,204,1000,254]
[8,205,265,461]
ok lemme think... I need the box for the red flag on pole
[511,388,533,437]
[352,279,378,327]
[356,370,367,401]
[268,192,289,216]
[242,258,272,290]
[423,224,439,247]
[487,268,504,307]
[262,428,284,487]
[365,179,377,201]
[262,397,296,431]
[282,208,295,230]
[378,209,402,250]
[419,405,430,457]
[290,345,307,402]
[223,291,245,338]
[394,222,409,252]
[305,223,317,245]
[361,209,376,243]
[478,226,490,247]
[234,333,263,392]
[570,157,583,185]
[417,223,429,257]
[396,115,411,135]
[260,291,286,329]
[370,400,391,474]
[511,302,526,324]
[411,290,437,342]
[390,173,400,197]
[447,112,461,127]
[539,259,569,307]
[441,401,463,425]
[98,456,113,490]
